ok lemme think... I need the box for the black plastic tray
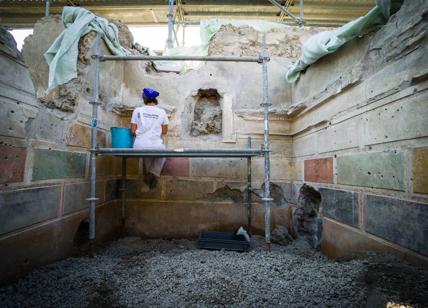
[197,230,250,252]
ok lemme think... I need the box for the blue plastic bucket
[111,127,133,148]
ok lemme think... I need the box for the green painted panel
[32,149,86,181]
[337,152,404,191]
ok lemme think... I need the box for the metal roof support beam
[267,0,302,25]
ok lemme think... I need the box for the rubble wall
[0,22,124,284]
[289,0,428,264]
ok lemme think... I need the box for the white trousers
[133,136,166,177]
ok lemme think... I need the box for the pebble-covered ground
[1,236,427,307]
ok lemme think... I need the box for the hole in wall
[190,88,222,137]
[292,184,322,249]
[73,220,90,255]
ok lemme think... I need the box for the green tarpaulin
[44,7,130,90]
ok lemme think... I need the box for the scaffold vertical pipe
[261,34,271,245]
[88,34,101,241]
[182,25,186,46]
[45,0,50,17]
[247,137,252,232]
[300,0,305,24]
[121,157,127,225]
[167,0,174,48]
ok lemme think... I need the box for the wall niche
[190,89,222,137]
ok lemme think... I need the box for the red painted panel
[0,145,27,184]
[304,157,333,183]
[162,158,189,177]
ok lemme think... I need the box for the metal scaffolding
[88,33,272,245]
[44,0,50,17]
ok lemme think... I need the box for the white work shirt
[131,105,169,148]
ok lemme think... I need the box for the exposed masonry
[292,184,322,249]
[206,183,289,208]
[190,89,222,136]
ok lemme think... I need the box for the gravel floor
[1,236,427,307]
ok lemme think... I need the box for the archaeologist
[131,88,169,188]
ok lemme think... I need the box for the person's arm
[131,123,137,136]
[161,111,169,135]
[161,124,168,135]
[130,109,138,136]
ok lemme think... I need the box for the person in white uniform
[131,88,169,186]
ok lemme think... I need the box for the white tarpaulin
[285,0,403,83]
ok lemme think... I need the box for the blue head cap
[142,88,160,100]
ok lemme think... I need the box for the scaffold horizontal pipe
[97,148,263,157]
[100,55,266,63]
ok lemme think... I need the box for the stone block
[365,195,428,256]
[362,92,428,146]
[304,157,333,183]
[0,201,122,284]
[125,178,163,200]
[317,118,359,153]
[106,179,121,201]
[113,157,140,176]
[97,130,107,148]
[125,200,247,238]
[127,158,140,175]
[66,123,107,148]
[252,157,291,181]
[0,186,60,235]
[234,114,291,136]
[63,181,105,215]
[293,134,316,157]
[291,159,304,181]
[0,145,27,184]
[320,188,359,227]
[337,152,405,191]
[236,136,293,158]
[190,158,246,180]
[96,156,114,177]
[26,112,68,145]
[0,48,37,97]
[66,123,91,148]
[413,147,428,194]
[162,158,189,177]
[321,218,428,267]
[163,178,215,201]
[32,149,87,181]
[0,100,29,139]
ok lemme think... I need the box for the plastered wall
[0,24,124,284]
[288,0,428,265]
